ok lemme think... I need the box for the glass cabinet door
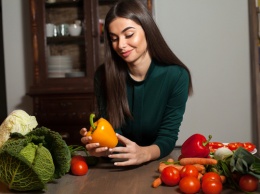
[29,0,98,92]
[45,1,86,79]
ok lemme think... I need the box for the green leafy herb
[210,147,260,192]
[230,147,260,179]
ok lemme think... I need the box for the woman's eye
[126,33,134,38]
[110,33,133,42]
[110,37,118,42]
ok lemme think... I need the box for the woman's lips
[121,50,132,58]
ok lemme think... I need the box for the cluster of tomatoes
[70,155,89,176]
[160,164,259,193]
[160,165,223,194]
[209,142,256,153]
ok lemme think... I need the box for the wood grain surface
[0,148,259,194]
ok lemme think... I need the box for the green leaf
[216,160,240,190]
[230,147,260,178]
[250,162,260,174]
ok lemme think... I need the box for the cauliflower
[0,110,38,148]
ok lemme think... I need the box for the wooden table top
[0,148,259,194]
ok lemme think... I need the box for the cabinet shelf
[45,1,82,8]
[47,36,85,45]
[99,0,117,5]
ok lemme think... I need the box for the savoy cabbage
[26,127,71,179]
[0,138,54,191]
[0,127,71,191]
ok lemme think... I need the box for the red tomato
[227,142,243,151]
[239,174,258,192]
[180,164,199,178]
[179,176,200,194]
[209,142,225,153]
[201,172,222,183]
[243,142,256,152]
[201,179,223,194]
[71,160,88,176]
[209,142,225,149]
[160,166,180,186]
[71,155,86,166]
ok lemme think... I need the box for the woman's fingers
[79,128,87,136]
[86,142,99,150]
[80,135,92,144]
[116,133,131,145]
[80,127,114,157]
[87,145,111,157]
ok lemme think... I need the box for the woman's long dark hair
[101,0,193,128]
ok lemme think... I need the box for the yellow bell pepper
[86,114,118,148]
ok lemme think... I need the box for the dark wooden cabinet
[248,0,260,152]
[28,0,152,145]
[28,0,99,145]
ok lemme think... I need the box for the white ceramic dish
[69,24,82,36]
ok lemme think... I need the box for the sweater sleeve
[153,67,189,158]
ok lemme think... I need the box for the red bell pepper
[181,134,212,158]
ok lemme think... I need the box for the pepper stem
[90,113,97,131]
[202,135,212,147]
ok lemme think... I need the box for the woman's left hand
[108,133,151,166]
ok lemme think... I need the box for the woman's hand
[80,127,111,157]
[108,133,159,166]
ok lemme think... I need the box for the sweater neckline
[127,60,155,85]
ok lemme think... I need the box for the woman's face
[108,17,150,65]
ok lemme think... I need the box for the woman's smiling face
[108,17,150,65]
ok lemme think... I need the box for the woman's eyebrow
[109,26,135,36]
[122,26,135,32]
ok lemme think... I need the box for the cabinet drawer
[33,95,95,125]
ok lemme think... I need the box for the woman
[80,0,193,166]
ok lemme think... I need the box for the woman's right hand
[80,127,111,157]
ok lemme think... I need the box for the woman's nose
[118,38,126,49]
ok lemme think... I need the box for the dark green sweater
[94,60,189,158]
